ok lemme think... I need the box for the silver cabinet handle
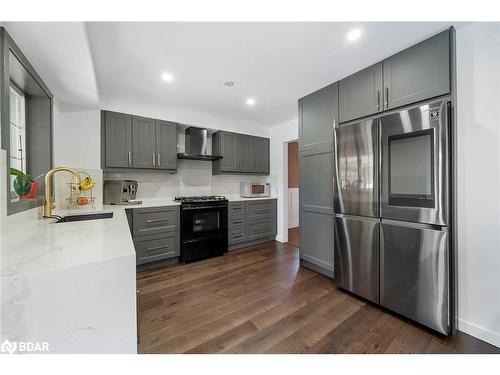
[376,90,380,111]
[152,153,156,167]
[128,151,132,166]
[254,226,270,232]
[157,153,160,167]
[233,220,243,225]
[254,208,272,213]
[145,244,170,252]
[385,87,389,108]
[332,117,336,130]
[146,218,169,224]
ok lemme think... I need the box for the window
[9,85,26,200]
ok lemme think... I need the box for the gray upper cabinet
[237,135,254,172]
[339,62,383,123]
[299,83,338,150]
[104,111,133,168]
[219,131,238,171]
[132,116,156,169]
[102,110,177,171]
[156,120,177,170]
[253,137,270,174]
[212,131,270,175]
[383,30,450,110]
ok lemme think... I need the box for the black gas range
[174,195,228,263]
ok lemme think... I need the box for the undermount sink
[53,212,114,223]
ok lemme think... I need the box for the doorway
[287,141,299,247]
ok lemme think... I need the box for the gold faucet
[43,167,81,218]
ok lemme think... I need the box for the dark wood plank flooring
[137,241,499,354]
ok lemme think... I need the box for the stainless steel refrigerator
[334,98,451,334]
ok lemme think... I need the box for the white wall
[53,106,101,169]
[456,22,500,347]
[269,118,298,243]
[288,188,299,228]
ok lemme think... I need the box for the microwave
[240,182,271,198]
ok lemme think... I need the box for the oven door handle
[181,206,227,211]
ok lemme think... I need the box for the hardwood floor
[136,241,499,354]
[287,227,300,248]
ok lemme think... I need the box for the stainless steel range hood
[177,127,223,161]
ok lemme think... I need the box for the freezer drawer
[334,118,378,217]
[380,220,449,334]
[334,214,379,303]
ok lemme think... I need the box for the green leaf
[10,167,25,177]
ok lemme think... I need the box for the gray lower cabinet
[135,231,180,265]
[212,131,270,175]
[104,111,133,168]
[228,199,277,248]
[383,29,450,110]
[132,116,156,169]
[101,110,177,172]
[299,83,336,278]
[339,63,383,123]
[128,205,180,266]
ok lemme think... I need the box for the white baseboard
[288,221,299,229]
[458,318,500,348]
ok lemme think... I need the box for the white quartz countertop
[0,195,276,278]
[225,195,277,202]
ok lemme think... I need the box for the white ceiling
[5,22,461,129]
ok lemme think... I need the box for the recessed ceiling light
[224,81,235,87]
[161,72,174,82]
[246,98,256,106]
[346,28,362,42]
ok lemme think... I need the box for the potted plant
[10,168,42,200]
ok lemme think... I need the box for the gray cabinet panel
[132,116,156,169]
[245,199,276,220]
[237,135,254,172]
[220,132,238,171]
[299,83,338,150]
[135,231,179,265]
[300,148,334,212]
[384,30,450,110]
[246,218,276,241]
[339,63,383,123]
[229,227,246,244]
[132,206,179,236]
[300,210,334,271]
[253,137,270,174]
[155,120,177,170]
[105,111,132,168]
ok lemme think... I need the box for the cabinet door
[299,144,335,275]
[132,116,156,169]
[299,82,338,150]
[383,30,450,110]
[155,120,177,170]
[237,135,254,172]
[105,111,132,168]
[253,137,270,174]
[339,63,383,123]
[220,132,238,171]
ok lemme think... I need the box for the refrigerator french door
[334,118,379,303]
[379,99,451,334]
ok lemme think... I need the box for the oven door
[181,205,228,240]
[380,99,449,226]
